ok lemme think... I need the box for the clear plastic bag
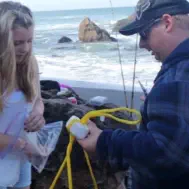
[23,121,63,173]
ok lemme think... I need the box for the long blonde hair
[0,1,37,111]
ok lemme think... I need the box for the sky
[0,0,138,11]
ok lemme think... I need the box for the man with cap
[77,0,189,188]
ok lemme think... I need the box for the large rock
[113,13,136,33]
[31,80,136,189]
[79,17,117,42]
[58,36,72,43]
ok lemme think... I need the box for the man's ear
[162,14,174,33]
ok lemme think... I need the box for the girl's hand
[24,110,45,132]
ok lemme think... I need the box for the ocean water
[33,7,161,92]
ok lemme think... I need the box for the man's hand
[77,120,102,153]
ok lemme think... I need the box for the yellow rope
[50,107,141,189]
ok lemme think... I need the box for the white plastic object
[66,116,89,139]
[57,88,69,96]
[88,96,108,106]
[100,116,105,122]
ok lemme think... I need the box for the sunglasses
[139,18,161,40]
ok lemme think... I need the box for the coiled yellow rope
[50,107,142,189]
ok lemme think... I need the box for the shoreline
[40,77,144,110]
[73,86,143,110]
[41,76,148,91]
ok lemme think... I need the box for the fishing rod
[130,34,139,111]
[109,0,140,112]
[109,0,129,108]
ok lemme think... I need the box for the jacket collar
[154,38,189,83]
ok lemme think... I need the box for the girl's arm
[0,133,26,151]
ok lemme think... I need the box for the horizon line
[33,6,134,13]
